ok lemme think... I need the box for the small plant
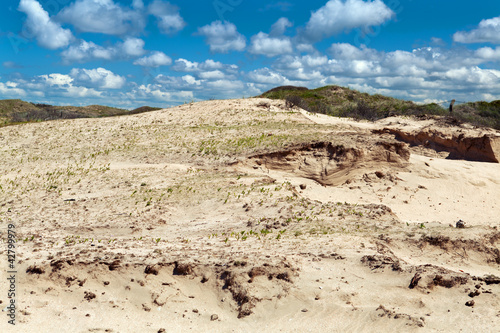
[260,229,271,236]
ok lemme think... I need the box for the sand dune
[1,98,499,332]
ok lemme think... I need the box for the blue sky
[0,0,499,109]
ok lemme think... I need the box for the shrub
[285,95,307,109]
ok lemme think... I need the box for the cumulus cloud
[37,73,103,98]
[121,38,146,57]
[126,83,193,102]
[249,18,294,57]
[328,43,379,60]
[3,69,128,102]
[40,73,74,86]
[61,41,113,63]
[182,75,201,85]
[303,0,394,42]
[153,58,256,99]
[197,21,246,53]
[70,68,126,89]
[454,16,500,44]
[249,32,293,57]
[445,67,500,85]
[148,0,186,34]
[0,82,27,97]
[133,52,172,67]
[154,74,202,90]
[270,17,293,36]
[198,70,226,80]
[171,58,237,74]
[206,79,244,91]
[247,68,290,85]
[57,0,145,35]
[61,38,146,64]
[171,58,200,72]
[475,46,500,61]
[18,0,73,49]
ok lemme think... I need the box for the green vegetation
[0,99,162,127]
[259,85,500,129]
[454,101,500,129]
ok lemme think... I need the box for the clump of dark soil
[26,265,45,274]
[173,262,194,276]
[84,291,96,301]
[145,265,159,275]
[361,255,402,272]
[431,274,468,288]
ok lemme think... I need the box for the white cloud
[0,82,27,97]
[203,59,224,70]
[329,43,378,60]
[454,16,500,44]
[249,32,293,57]
[197,21,246,53]
[304,0,394,41]
[37,73,103,98]
[61,41,113,63]
[61,38,146,64]
[445,67,500,85]
[18,0,73,49]
[57,0,145,35]
[475,46,500,61]
[182,75,201,85]
[40,73,73,86]
[121,38,146,57]
[171,58,237,74]
[270,17,293,36]
[154,74,201,89]
[62,86,103,98]
[70,68,126,89]
[248,68,290,85]
[133,51,172,67]
[274,54,328,70]
[198,70,226,80]
[206,79,245,91]
[171,58,200,72]
[127,84,193,102]
[148,0,186,34]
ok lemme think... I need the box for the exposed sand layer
[376,125,500,163]
[0,98,499,332]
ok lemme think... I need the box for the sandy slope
[0,98,499,332]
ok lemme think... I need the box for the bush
[344,100,379,121]
[285,95,307,109]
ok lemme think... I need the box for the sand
[0,98,499,332]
